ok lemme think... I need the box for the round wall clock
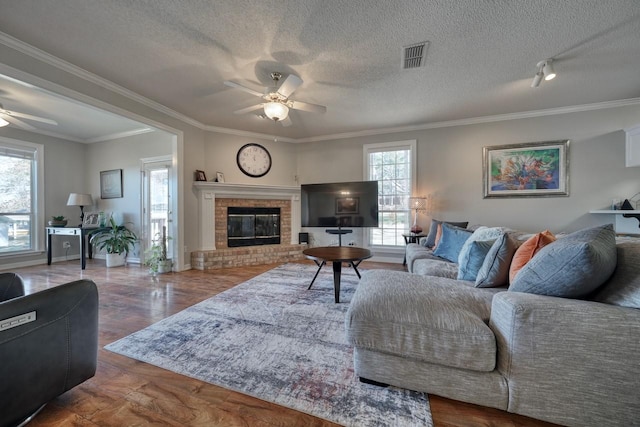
[236,143,272,178]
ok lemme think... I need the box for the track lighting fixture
[531,59,556,88]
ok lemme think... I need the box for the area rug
[105,263,432,426]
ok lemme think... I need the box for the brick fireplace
[191,182,306,270]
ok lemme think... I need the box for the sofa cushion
[508,230,556,283]
[346,270,502,372]
[423,219,469,248]
[475,233,516,288]
[509,224,617,298]
[458,226,506,280]
[433,223,473,262]
[593,240,640,309]
[412,258,459,278]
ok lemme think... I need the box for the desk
[402,232,427,265]
[303,246,372,303]
[46,227,94,270]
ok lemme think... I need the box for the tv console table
[325,228,352,246]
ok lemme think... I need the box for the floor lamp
[408,196,428,234]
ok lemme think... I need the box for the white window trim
[363,139,417,251]
[0,136,45,256]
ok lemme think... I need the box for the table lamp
[408,196,428,234]
[67,193,93,226]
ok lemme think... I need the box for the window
[0,138,44,255]
[364,140,416,247]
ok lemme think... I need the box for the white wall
[296,105,640,241]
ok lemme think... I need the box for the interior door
[141,157,172,262]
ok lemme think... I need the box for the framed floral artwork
[483,140,569,198]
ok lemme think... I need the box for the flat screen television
[300,181,379,228]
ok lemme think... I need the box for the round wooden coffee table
[302,246,372,303]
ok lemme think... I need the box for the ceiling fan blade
[280,116,293,127]
[233,104,264,115]
[276,74,303,98]
[5,110,58,125]
[1,114,36,131]
[224,80,264,98]
[290,101,327,114]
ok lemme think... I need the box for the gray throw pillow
[422,219,469,248]
[509,224,616,298]
[475,233,516,288]
[457,226,506,280]
[592,241,640,309]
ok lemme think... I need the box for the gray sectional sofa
[346,224,640,427]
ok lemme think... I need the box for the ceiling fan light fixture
[0,117,9,127]
[264,101,289,121]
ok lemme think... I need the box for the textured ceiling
[0,0,639,141]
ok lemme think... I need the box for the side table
[402,232,427,266]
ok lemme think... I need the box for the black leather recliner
[0,273,99,427]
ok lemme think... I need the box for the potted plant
[48,215,67,227]
[144,226,172,275]
[89,217,137,267]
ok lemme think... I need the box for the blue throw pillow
[433,223,473,263]
[457,239,496,281]
[509,224,616,298]
[423,219,469,248]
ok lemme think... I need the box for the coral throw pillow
[509,230,556,283]
[433,223,443,249]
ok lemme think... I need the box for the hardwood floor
[6,259,557,427]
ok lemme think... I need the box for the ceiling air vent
[402,41,429,69]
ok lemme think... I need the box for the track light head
[532,59,556,88]
[542,59,556,81]
[531,71,543,88]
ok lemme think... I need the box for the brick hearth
[191,183,305,270]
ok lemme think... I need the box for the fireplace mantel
[193,182,301,250]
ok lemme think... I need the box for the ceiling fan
[0,102,58,130]
[224,72,326,127]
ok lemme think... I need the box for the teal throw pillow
[457,226,506,279]
[509,224,616,298]
[475,233,516,288]
[457,239,496,281]
[433,223,473,263]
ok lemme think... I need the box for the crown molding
[2,31,639,145]
[0,32,297,143]
[84,127,154,143]
[0,32,205,128]
[295,98,640,143]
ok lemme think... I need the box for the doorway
[141,156,172,264]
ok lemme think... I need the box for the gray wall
[85,130,173,259]
[2,40,640,268]
[296,105,640,237]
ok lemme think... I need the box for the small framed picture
[100,169,123,199]
[216,172,225,183]
[195,170,207,181]
[83,212,100,228]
